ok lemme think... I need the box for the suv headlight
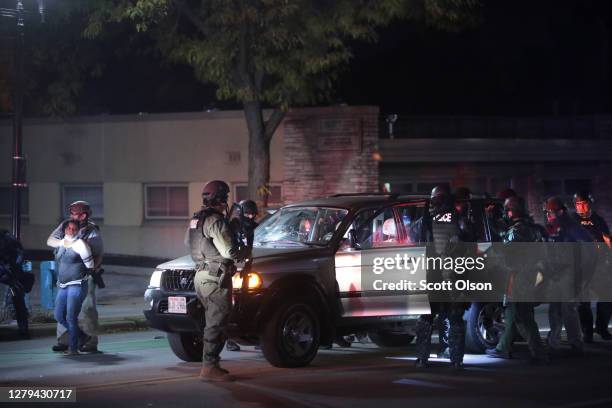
[232,272,263,290]
[149,269,164,288]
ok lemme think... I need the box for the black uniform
[573,211,612,340]
[412,206,474,367]
[499,218,547,360]
[0,230,31,337]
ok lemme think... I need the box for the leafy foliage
[84,0,478,110]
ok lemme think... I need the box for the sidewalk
[0,264,154,341]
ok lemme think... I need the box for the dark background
[5,0,612,117]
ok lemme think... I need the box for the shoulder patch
[190,219,199,229]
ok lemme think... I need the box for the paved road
[1,329,612,408]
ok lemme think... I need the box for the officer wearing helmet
[543,196,594,356]
[411,185,475,370]
[485,188,518,242]
[572,191,612,341]
[47,200,104,353]
[188,180,244,381]
[486,196,548,362]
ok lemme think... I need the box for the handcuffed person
[47,201,104,353]
[53,220,95,355]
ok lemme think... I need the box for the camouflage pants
[548,302,583,349]
[194,269,232,367]
[416,303,466,364]
[57,276,99,347]
[436,315,450,354]
[497,302,545,358]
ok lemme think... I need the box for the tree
[86,0,479,206]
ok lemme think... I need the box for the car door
[334,203,431,318]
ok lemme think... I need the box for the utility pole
[1,0,45,240]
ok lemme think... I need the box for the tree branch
[264,109,286,142]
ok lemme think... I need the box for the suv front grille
[162,269,196,291]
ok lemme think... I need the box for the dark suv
[144,194,503,367]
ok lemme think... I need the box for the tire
[465,302,505,353]
[167,332,203,362]
[260,302,320,368]
[368,330,415,348]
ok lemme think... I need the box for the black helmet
[430,184,451,215]
[68,201,92,217]
[543,196,566,213]
[573,190,594,204]
[496,188,517,201]
[503,196,527,219]
[455,186,471,201]
[202,180,230,206]
[240,199,258,216]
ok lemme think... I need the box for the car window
[255,206,348,247]
[352,207,410,249]
[394,204,425,242]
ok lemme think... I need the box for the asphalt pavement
[1,329,612,408]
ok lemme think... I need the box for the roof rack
[328,193,400,199]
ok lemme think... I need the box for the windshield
[254,207,348,247]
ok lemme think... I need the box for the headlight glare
[232,272,263,290]
[149,269,163,288]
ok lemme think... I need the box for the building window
[234,183,283,206]
[145,184,189,219]
[0,186,29,217]
[62,184,104,219]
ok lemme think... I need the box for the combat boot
[199,365,236,382]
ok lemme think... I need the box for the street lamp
[0,0,45,240]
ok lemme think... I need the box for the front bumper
[144,288,200,333]
[143,287,267,336]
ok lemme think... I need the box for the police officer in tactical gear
[486,197,548,362]
[225,199,259,352]
[47,200,104,352]
[0,230,31,338]
[485,188,518,242]
[189,180,244,382]
[573,191,612,341]
[413,185,474,370]
[544,196,594,356]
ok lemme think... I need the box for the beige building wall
[0,110,285,259]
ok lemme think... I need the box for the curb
[0,315,151,342]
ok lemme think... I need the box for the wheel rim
[281,310,315,359]
[478,304,505,345]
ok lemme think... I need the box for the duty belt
[204,261,232,277]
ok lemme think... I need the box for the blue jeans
[54,281,88,352]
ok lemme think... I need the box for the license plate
[168,296,187,314]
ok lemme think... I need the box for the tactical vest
[188,208,225,265]
[504,219,543,243]
[573,213,605,243]
[56,246,87,284]
[431,211,458,257]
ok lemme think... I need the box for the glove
[92,268,105,289]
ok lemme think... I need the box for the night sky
[8,0,612,117]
